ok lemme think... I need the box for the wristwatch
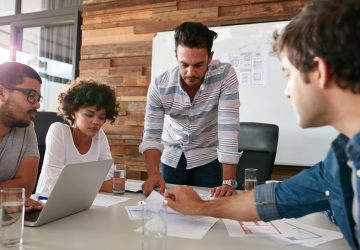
[222,179,238,189]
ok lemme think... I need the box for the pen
[37,195,48,201]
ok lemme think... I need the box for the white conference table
[21,186,350,250]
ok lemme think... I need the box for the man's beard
[0,103,37,128]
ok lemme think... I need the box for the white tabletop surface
[21,188,350,250]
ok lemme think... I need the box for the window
[22,0,82,14]
[0,0,82,111]
[0,25,11,63]
[0,0,15,17]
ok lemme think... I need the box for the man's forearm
[0,179,34,197]
[144,149,162,176]
[200,190,260,221]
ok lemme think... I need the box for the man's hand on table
[210,184,237,198]
[142,174,166,196]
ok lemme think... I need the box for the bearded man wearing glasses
[0,62,43,211]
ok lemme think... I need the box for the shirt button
[325,190,330,197]
[357,170,360,177]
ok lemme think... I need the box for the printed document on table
[126,189,212,220]
[127,190,218,239]
[223,219,343,247]
[134,214,218,240]
[125,180,144,192]
[126,191,177,220]
[92,193,130,207]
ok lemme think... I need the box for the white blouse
[36,122,114,194]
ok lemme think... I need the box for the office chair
[236,122,279,190]
[33,112,64,193]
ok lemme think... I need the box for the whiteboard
[151,21,337,166]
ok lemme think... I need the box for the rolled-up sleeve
[254,183,281,222]
[139,78,165,154]
[217,65,241,165]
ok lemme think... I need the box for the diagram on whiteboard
[228,51,267,86]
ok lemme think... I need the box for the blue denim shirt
[255,132,360,250]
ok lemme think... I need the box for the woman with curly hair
[36,79,119,194]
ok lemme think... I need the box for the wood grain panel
[81,41,152,59]
[151,7,218,22]
[115,86,148,96]
[107,76,150,87]
[109,66,144,76]
[79,59,111,70]
[83,10,153,25]
[219,1,305,18]
[82,28,154,46]
[83,0,174,12]
[111,56,151,67]
[178,0,218,10]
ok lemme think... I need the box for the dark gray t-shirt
[0,122,39,181]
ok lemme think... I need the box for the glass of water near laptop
[0,188,25,247]
[113,164,126,195]
[244,168,258,191]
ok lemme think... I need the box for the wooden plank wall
[80,0,309,180]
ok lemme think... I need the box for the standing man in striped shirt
[140,22,241,197]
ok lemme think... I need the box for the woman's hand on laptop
[25,198,43,212]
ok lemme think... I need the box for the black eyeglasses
[5,86,43,104]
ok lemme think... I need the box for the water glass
[1,188,25,247]
[142,200,167,250]
[244,168,258,191]
[113,164,126,195]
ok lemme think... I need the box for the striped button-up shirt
[139,60,241,169]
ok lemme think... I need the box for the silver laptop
[25,159,113,227]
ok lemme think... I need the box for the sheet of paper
[127,190,218,239]
[135,214,218,240]
[125,180,144,192]
[126,191,177,218]
[125,205,143,220]
[223,218,343,247]
[92,193,130,207]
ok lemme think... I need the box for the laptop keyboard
[25,210,42,222]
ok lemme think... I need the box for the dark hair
[273,0,360,93]
[0,62,42,87]
[58,79,119,125]
[174,22,218,54]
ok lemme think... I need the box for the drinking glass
[244,168,258,191]
[113,164,126,195]
[1,188,25,247]
[142,200,167,250]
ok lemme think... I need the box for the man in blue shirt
[165,0,360,249]
[140,22,241,197]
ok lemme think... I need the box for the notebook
[25,159,113,227]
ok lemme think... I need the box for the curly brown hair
[58,79,119,125]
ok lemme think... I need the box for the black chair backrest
[33,112,64,193]
[236,122,279,190]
